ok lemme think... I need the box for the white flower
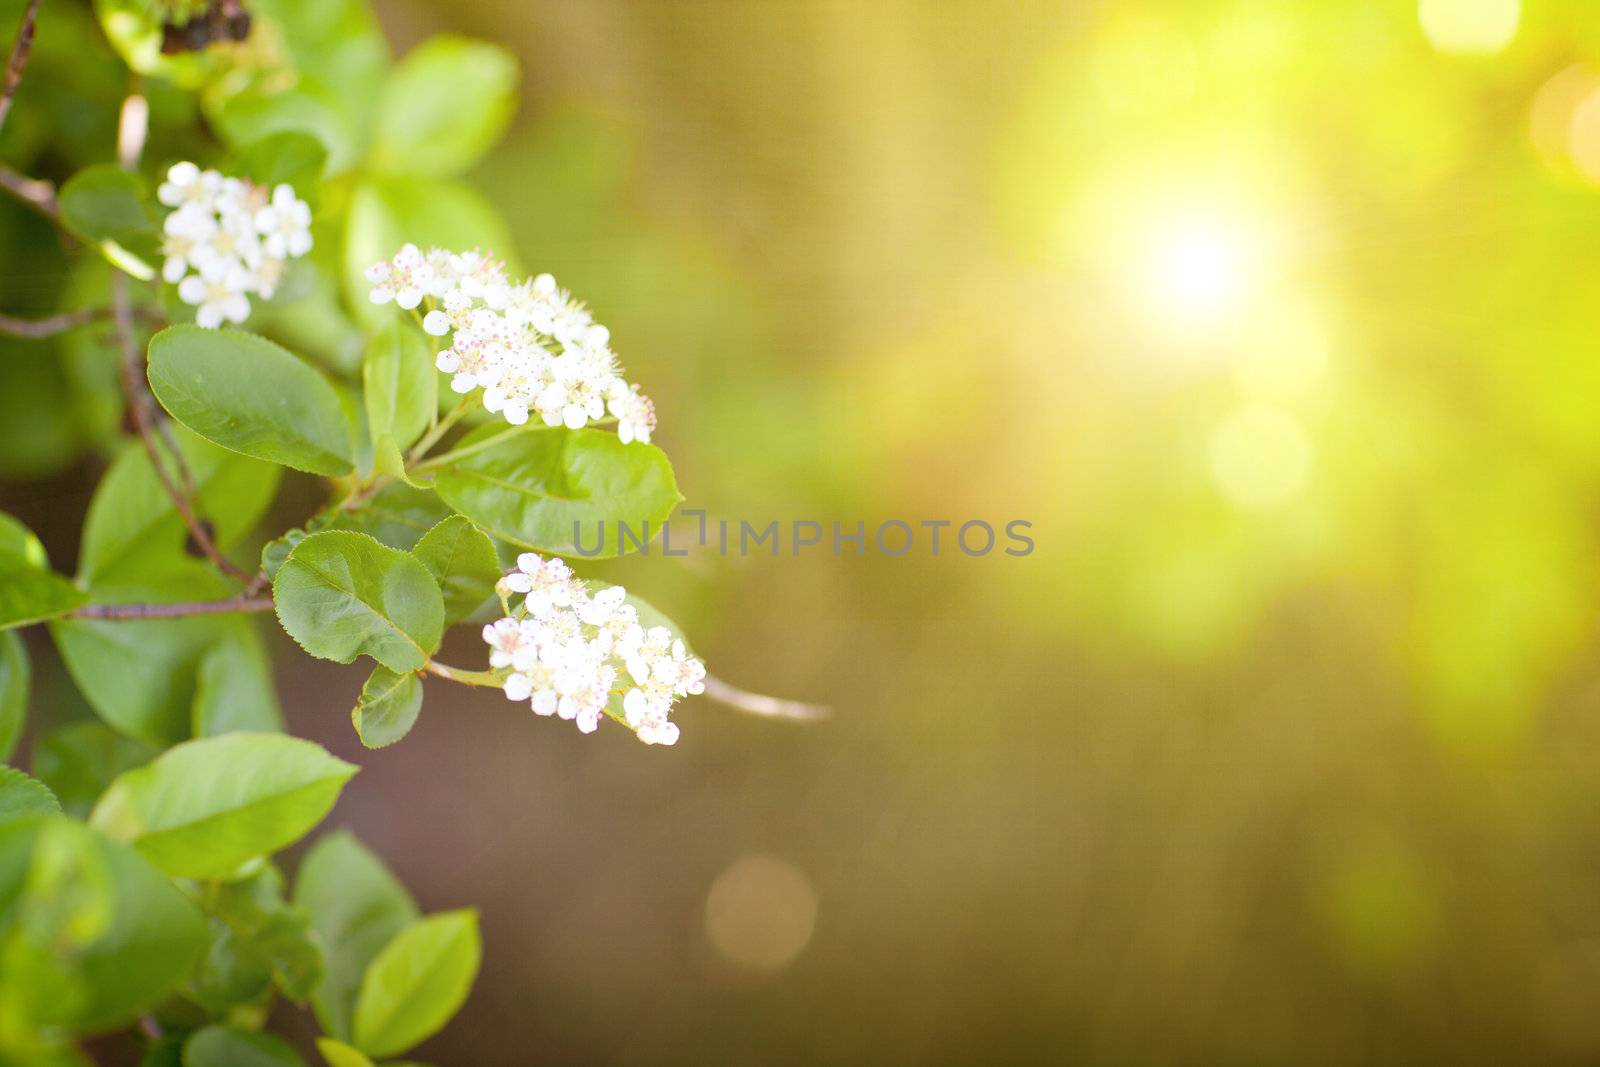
[255,184,313,260]
[608,384,656,445]
[479,554,701,745]
[178,259,252,328]
[158,163,313,328]
[365,247,661,438]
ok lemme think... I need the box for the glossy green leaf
[273,531,444,673]
[364,320,435,454]
[352,910,481,1058]
[328,484,453,551]
[183,1025,306,1067]
[294,830,419,1040]
[147,325,355,476]
[89,733,357,879]
[50,576,256,745]
[411,516,500,622]
[198,864,324,1006]
[77,426,281,585]
[0,768,59,823]
[352,666,423,750]
[315,1039,375,1067]
[432,427,681,557]
[0,630,27,763]
[192,626,284,737]
[230,130,329,208]
[212,85,363,177]
[369,36,518,178]
[0,817,207,1032]
[0,512,89,629]
[56,163,158,279]
[31,722,159,819]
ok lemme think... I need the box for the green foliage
[369,36,518,178]
[0,769,60,823]
[0,513,89,629]
[411,516,500,622]
[294,831,419,1040]
[272,532,444,672]
[0,817,208,1033]
[0,0,700,1057]
[0,632,28,763]
[351,909,481,1058]
[89,733,357,878]
[433,426,681,556]
[31,723,159,819]
[77,428,281,585]
[148,326,356,475]
[351,666,423,749]
[363,321,435,476]
[56,164,158,278]
[183,1025,307,1067]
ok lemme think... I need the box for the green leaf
[183,1025,306,1067]
[0,512,89,629]
[315,1039,376,1067]
[77,426,281,585]
[352,910,481,1058]
[192,626,285,737]
[212,85,364,177]
[432,427,681,557]
[411,516,500,623]
[352,666,423,750]
[147,325,356,476]
[31,722,159,819]
[230,130,329,209]
[294,830,419,1040]
[0,817,208,1032]
[329,484,453,551]
[56,163,158,279]
[369,36,518,178]
[0,768,60,823]
[343,177,514,329]
[187,916,273,1012]
[0,631,28,763]
[89,733,358,879]
[50,576,258,745]
[273,531,444,673]
[364,321,436,454]
[198,864,324,1006]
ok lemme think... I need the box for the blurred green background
[19,0,1600,1062]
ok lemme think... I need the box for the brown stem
[700,674,831,722]
[111,272,252,583]
[0,163,55,218]
[0,306,109,338]
[72,595,274,620]
[0,0,40,138]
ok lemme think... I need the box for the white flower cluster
[483,553,703,745]
[158,162,313,329]
[365,245,657,443]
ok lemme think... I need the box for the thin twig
[0,0,40,137]
[111,271,251,582]
[0,306,109,338]
[71,594,274,620]
[701,674,831,722]
[0,163,55,217]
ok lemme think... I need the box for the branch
[0,0,40,138]
[111,272,252,583]
[0,306,110,338]
[700,674,831,722]
[71,594,274,620]
[0,163,55,218]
